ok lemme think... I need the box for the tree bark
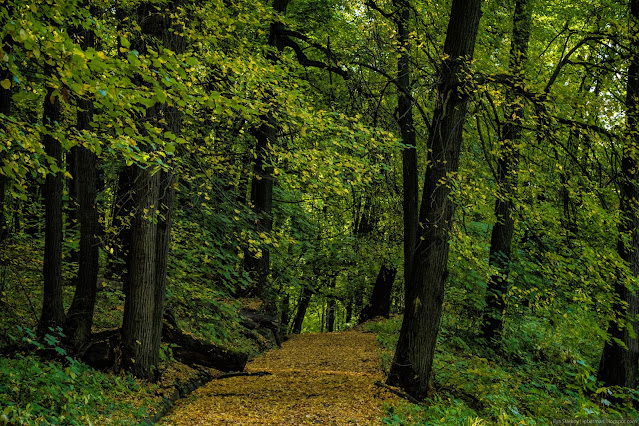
[119,1,183,378]
[291,287,312,334]
[481,0,532,341]
[280,292,290,334]
[326,277,336,332]
[360,264,397,323]
[388,0,482,399]
[0,11,12,243]
[597,0,639,388]
[39,81,65,335]
[121,168,160,378]
[393,0,419,283]
[244,0,290,299]
[151,168,176,371]
[65,23,100,347]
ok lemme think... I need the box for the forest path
[159,329,400,425]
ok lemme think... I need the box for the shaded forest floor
[159,329,400,425]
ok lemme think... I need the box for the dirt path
[159,330,400,425]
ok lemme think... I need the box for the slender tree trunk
[151,170,175,370]
[393,0,418,282]
[65,22,100,346]
[0,63,10,242]
[0,10,12,243]
[39,81,65,335]
[280,292,290,335]
[481,0,531,341]
[388,0,482,399]
[244,0,290,299]
[245,117,276,297]
[292,287,312,334]
[64,110,100,346]
[326,277,336,332]
[345,299,353,324]
[109,169,133,281]
[597,0,639,388]
[0,175,7,242]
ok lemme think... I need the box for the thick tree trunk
[360,264,397,323]
[388,0,482,399]
[481,0,531,341]
[120,1,182,378]
[291,287,312,334]
[598,0,639,388]
[150,17,183,369]
[121,168,160,378]
[39,83,65,335]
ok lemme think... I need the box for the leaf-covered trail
[159,330,400,425]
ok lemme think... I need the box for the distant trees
[481,0,532,342]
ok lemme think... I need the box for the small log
[162,321,248,372]
[215,371,272,379]
[239,309,281,346]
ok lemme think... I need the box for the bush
[0,328,156,425]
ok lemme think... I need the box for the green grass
[0,328,160,425]
[368,315,639,425]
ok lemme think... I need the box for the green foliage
[370,317,639,424]
[0,328,155,425]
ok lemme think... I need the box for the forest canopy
[2,0,639,423]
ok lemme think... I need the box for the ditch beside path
[159,330,401,425]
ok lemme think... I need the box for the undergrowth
[0,327,159,425]
[368,316,639,425]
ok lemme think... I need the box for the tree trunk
[64,116,100,346]
[292,287,312,334]
[39,82,65,335]
[0,43,9,243]
[360,264,397,323]
[245,117,276,297]
[280,292,290,335]
[326,278,336,332]
[481,0,532,341]
[243,0,290,299]
[393,0,418,282]
[121,168,161,378]
[388,0,482,399]
[65,22,100,346]
[0,13,11,243]
[120,1,182,378]
[0,175,7,243]
[597,0,639,388]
